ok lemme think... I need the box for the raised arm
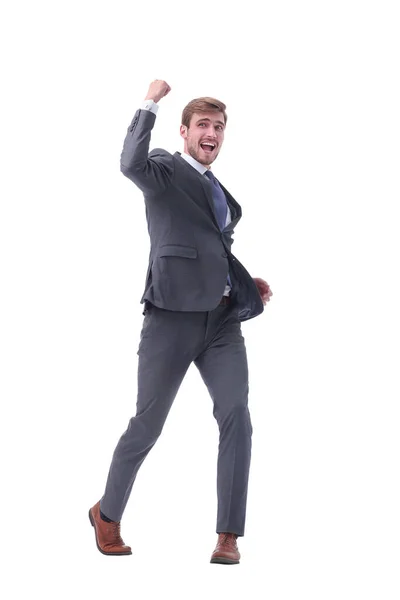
[120,80,174,194]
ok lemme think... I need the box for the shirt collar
[181,152,210,175]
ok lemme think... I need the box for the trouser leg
[194,306,252,537]
[100,305,194,521]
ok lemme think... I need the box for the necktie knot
[205,169,216,183]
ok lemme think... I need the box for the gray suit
[99,108,264,537]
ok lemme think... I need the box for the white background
[1,0,399,598]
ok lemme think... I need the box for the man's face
[180,111,225,167]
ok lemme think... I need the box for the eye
[199,123,206,127]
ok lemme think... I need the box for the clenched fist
[145,80,171,104]
[253,277,273,306]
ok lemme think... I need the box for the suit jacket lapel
[174,152,241,230]
[219,181,241,225]
[174,152,220,228]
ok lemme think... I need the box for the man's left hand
[253,277,273,305]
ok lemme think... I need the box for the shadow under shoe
[210,532,240,564]
[89,501,132,556]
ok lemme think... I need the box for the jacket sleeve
[120,109,174,195]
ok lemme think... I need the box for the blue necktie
[204,170,232,289]
[204,170,228,230]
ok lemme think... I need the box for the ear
[180,124,188,139]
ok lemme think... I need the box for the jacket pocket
[158,245,197,259]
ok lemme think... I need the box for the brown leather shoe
[88,501,132,556]
[210,532,240,564]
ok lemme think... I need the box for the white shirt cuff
[141,99,159,115]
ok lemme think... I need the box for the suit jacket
[120,108,264,322]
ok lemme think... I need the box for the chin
[196,154,211,166]
[190,148,218,166]
[201,153,217,165]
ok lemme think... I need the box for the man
[89,80,272,564]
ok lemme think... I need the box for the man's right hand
[144,80,171,104]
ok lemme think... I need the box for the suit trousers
[99,298,253,537]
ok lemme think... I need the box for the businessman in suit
[89,80,272,564]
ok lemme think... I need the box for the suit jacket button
[222,252,228,258]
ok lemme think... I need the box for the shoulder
[147,147,175,170]
[149,147,173,160]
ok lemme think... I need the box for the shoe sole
[88,509,132,556]
[210,557,240,565]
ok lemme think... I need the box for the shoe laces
[108,521,123,544]
[220,533,237,548]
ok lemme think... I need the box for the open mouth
[200,142,216,153]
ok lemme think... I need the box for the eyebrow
[196,118,225,127]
